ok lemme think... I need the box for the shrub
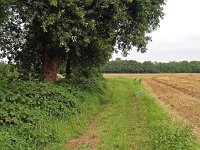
[0,62,19,81]
[57,77,107,94]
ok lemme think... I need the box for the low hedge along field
[0,75,106,149]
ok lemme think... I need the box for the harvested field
[104,73,200,138]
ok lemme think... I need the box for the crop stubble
[104,73,200,138]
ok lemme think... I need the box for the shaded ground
[104,73,200,138]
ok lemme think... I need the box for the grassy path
[66,78,199,150]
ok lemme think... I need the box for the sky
[112,0,200,62]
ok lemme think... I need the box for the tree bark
[42,47,66,83]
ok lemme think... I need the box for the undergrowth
[0,73,106,149]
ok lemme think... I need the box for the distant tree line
[103,58,200,73]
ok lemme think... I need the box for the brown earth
[104,73,200,138]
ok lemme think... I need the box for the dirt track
[104,73,200,138]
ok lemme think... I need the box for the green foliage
[103,59,200,73]
[0,62,19,81]
[0,80,78,125]
[58,77,107,94]
[0,77,106,149]
[0,0,165,79]
[0,0,13,23]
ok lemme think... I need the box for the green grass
[128,78,200,150]
[79,78,200,150]
[1,77,199,149]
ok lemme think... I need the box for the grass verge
[73,78,200,149]
[130,78,200,150]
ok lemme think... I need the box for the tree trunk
[42,47,66,83]
[66,59,73,78]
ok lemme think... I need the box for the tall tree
[0,0,11,22]
[0,0,165,83]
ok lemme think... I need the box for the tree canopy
[0,0,166,83]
